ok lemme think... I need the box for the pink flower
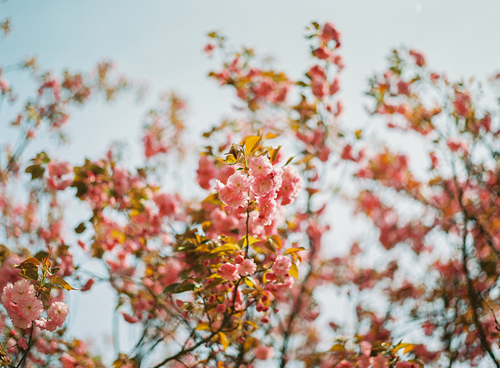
[319,22,341,47]
[0,77,9,93]
[312,46,332,60]
[122,311,138,324]
[216,304,226,314]
[272,255,291,276]
[43,301,69,331]
[249,156,272,178]
[254,345,274,360]
[1,280,43,329]
[237,259,257,276]
[277,166,303,205]
[216,172,250,209]
[251,176,275,196]
[154,192,180,217]
[395,362,419,368]
[18,337,28,350]
[60,353,76,368]
[218,263,240,281]
[336,361,354,368]
[409,49,425,67]
[196,156,216,190]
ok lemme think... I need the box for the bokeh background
[1,0,498,363]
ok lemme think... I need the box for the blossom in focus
[215,172,251,209]
[218,263,240,281]
[272,255,291,276]
[237,258,257,276]
[1,280,43,329]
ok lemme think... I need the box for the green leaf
[210,243,238,253]
[25,165,45,180]
[163,283,180,293]
[13,257,40,269]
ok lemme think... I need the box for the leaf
[203,193,221,204]
[311,21,320,30]
[284,156,294,166]
[289,262,299,280]
[210,243,238,253]
[244,276,256,288]
[218,332,229,350]
[242,135,262,156]
[51,276,76,291]
[25,165,45,180]
[395,343,415,354]
[355,129,363,139]
[201,221,212,232]
[237,236,260,248]
[265,133,278,139]
[13,257,40,269]
[111,230,126,244]
[285,247,305,255]
[270,145,281,163]
[263,239,276,253]
[75,222,86,234]
[245,321,259,331]
[270,235,282,249]
[34,251,49,263]
[196,323,211,330]
[329,344,345,351]
[19,268,39,282]
[0,244,10,262]
[163,283,180,293]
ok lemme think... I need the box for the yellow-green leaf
[395,343,415,354]
[244,276,256,288]
[329,344,345,351]
[242,135,262,156]
[211,243,238,253]
[218,332,229,350]
[270,145,281,163]
[51,276,76,291]
[196,323,210,330]
[289,262,299,280]
[13,257,40,269]
[285,247,305,255]
[270,235,282,249]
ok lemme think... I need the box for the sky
[1,0,499,365]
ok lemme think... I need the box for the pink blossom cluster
[277,166,303,206]
[1,280,43,329]
[215,172,252,210]
[215,156,303,228]
[1,280,69,331]
[0,77,9,93]
[196,156,236,190]
[217,256,257,281]
[35,301,70,332]
[296,127,332,162]
[142,121,170,158]
[46,161,73,191]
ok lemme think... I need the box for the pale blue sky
[1,1,499,365]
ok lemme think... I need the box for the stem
[16,324,33,368]
[279,194,316,368]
